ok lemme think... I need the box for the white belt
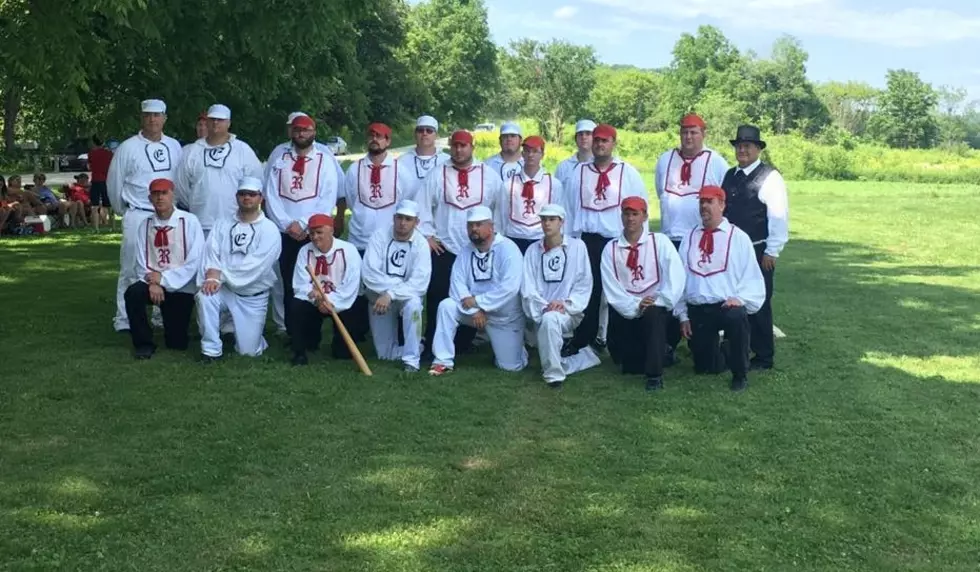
[752,239,766,245]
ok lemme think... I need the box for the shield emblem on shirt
[470,251,493,282]
[145,142,172,173]
[204,142,232,169]
[542,247,566,283]
[385,239,411,278]
[230,222,255,254]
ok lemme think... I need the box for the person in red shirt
[66,174,91,227]
[87,136,114,231]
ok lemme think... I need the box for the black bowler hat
[730,125,766,149]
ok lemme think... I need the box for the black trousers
[507,236,535,255]
[124,282,194,351]
[280,233,310,335]
[289,298,352,359]
[688,303,749,377]
[608,306,668,377]
[335,249,371,344]
[750,243,775,366]
[423,249,475,355]
[666,239,685,351]
[571,232,613,350]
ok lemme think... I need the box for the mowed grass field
[2,180,979,571]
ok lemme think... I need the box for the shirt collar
[234,211,266,224]
[738,159,762,176]
[542,235,569,252]
[699,218,731,234]
[519,169,546,183]
[616,232,652,248]
[364,152,395,167]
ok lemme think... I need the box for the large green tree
[816,81,879,137]
[749,36,829,136]
[499,39,597,141]
[401,0,498,128]
[867,69,939,149]
[586,66,662,132]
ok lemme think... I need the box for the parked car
[474,123,496,132]
[55,138,91,172]
[324,136,347,155]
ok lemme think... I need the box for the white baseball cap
[500,122,522,136]
[286,111,308,125]
[141,99,167,113]
[416,115,439,131]
[467,205,493,223]
[575,119,597,134]
[395,199,419,218]
[539,203,566,219]
[237,176,263,193]
[207,104,231,120]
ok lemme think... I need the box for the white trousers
[534,311,599,382]
[433,299,527,371]
[113,209,148,331]
[196,289,270,357]
[597,294,609,342]
[367,294,424,368]
[270,262,286,332]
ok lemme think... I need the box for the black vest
[722,162,775,243]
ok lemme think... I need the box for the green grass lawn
[2,181,980,571]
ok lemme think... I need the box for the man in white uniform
[483,122,524,181]
[600,197,685,391]
[125,178,205,359]
[521,204,598,388]
[175,104,263,236]
[564,123,647,356]
[107,98,183,331]
[197,177,282,361]
[655,114,729,363]
[396,115,450,200]
[288,213,362,365]
[418,130,504,359]
[429,206,526,375]
[554,119,596,187]
[499,136,563,254]
[264,114,341,337]
[264,111,344,335]
[675,186,766,391]
[361,200,432,372]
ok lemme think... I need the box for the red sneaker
[428,364,453,376]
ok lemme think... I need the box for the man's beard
[292,136,313,150]
[368,145,387,157]
[469,233,486,246]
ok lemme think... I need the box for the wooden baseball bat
[306,262,373,376]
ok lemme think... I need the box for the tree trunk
[3,85,22,154]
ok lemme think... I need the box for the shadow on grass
[1,238,979,570]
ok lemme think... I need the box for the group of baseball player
[111,98,788,392]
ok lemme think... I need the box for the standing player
[498,136,563,254]
[396,115,449,200]
[107,99,183,332]
[484,122,524,181]
[554,119,596,187]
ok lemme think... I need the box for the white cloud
[582,0,980,48]
[553,5,579,19]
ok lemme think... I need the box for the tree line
[1,0,976,157]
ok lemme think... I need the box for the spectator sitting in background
[0,176,13,232]
[5,175,46,219]
[32,173,69,223]
[64,174,91,227]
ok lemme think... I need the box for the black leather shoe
[134,346,155,360]
[199,354,221,364]
[749,359,773,371]
[664,347,678,367]
[590,338,607,354]
[547,380,563,390]
[645,376,664,391]
[560,341,579,358]
[731,375,748,392]
[291,353,309,366]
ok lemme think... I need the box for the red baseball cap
[450,130,473,145]
[593,123,617,140]
[522,135,545,150]
[308,213,334,228]
[367,122,391,137]
[621,196,647,212]
[149,178,174,192]
[699,186,726,201]
[292,115,316,129]
[680,114,706,129]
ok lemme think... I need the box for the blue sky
[478,0,980,102]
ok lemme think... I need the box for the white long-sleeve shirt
[107,132,183,215]
[521,235,592,324]
[396,148,450,199]
[483,153,524,181]
[449,233,523,324]
[263,144,340,233]
[201,212,281,296]
[600,231,685,320]
[361,226,432,301]
[564,160,647,239]
[673,218,766,322]
[732,159,790,257]
[554,153,591,188]
[174,134,263,230]
[264,141,344,187]
[498,170,564,241]
[133,209,205,294]
[419,163,504,255]
[292,238,362,312]
[342,153,418,250]
[655,147,729,241]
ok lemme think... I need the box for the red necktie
[625,243,640,271]
[293,155,306,176]
[595,164,614,202]
[315,255,330,275]
[153,226,170,247]
[370,164,383,186]
[680,155,696,185]
[699,228,721,258]
[457,167,469,189]
[521,179,535,200]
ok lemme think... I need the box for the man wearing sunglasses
[397,115,449,200]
